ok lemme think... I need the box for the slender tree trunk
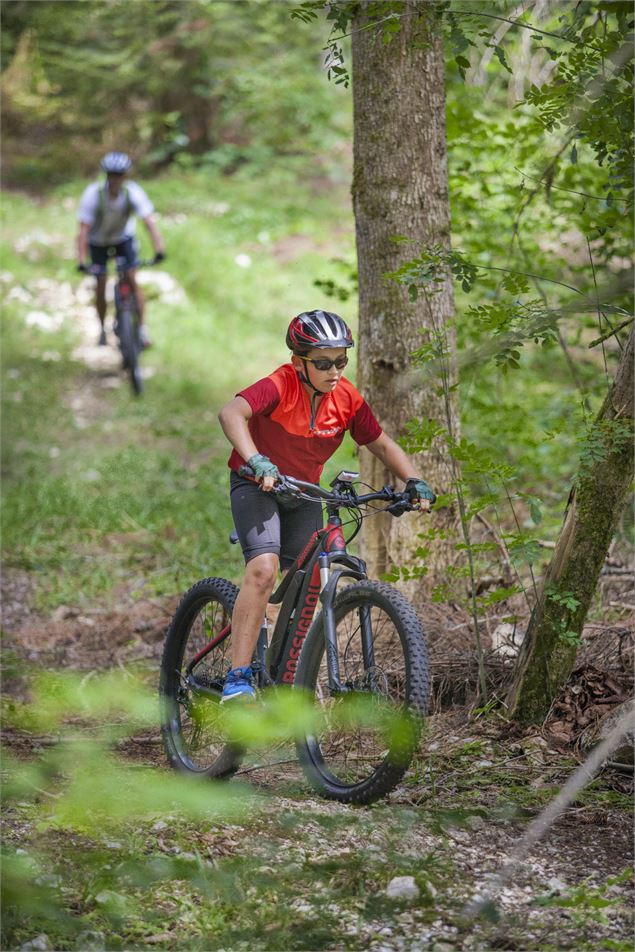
[507,329,635,723]
[351,2,459,600]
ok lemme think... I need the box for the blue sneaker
[221,666,256,703]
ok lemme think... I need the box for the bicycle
[160,468,430,805]
[81,253,159,395]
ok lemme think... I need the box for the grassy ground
[3,681,633,952]
[1,166,358,609]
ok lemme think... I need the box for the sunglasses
[304,355,349,372]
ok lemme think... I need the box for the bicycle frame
[183,469,422,700]
[267,509,367,690]
[186,504,368,698]
[113,256,139,315]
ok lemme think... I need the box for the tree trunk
[507,329,635,723]
[351,2,459,601]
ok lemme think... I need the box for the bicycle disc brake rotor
[176,614,233,767]
[316,605,409,784]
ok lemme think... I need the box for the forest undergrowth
[2,175,633,950]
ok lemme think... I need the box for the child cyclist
[218,310,436,701]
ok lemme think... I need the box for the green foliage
[313,256,358,303]
[546,584,583,646]
[381,0,632,632]
[1,667,419,946]
[534,870,633,931]
[2,0,351,183]
[575,416,633,485]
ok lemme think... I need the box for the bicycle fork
[318,554,374,694]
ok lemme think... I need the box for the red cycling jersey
[228,363,382,483]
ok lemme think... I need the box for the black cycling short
[89,237,138,272]
[230,471,323,569]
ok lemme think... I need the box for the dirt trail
[2,567,633,949]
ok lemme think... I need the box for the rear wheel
[160,577,241,778]
[294,580,429,805]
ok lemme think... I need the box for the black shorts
[89,237,138,273]
[230,471,323,569]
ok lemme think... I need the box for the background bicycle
[160,468,430,805]
[80,254,160,395]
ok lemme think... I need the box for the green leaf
[492,45,512,75]
[529,499,542,525]
[477,585,522,607]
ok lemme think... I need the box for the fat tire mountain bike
[160,469,430,805]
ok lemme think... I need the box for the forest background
[1,1,633,950]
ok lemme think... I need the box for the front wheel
[294,580,429,805]
[160,577,241,778]
[117,305,142,395]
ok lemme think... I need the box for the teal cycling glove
[247,453,280,481]
[405,478,436,505]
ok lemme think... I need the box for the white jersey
[77,180,154,246]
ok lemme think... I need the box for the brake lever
[386,494,419,518]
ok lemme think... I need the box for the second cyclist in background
[76,151,165,347]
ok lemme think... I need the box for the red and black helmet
[286,310,354,352]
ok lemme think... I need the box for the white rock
[547,876,567,893]
[491,622,525,657]
[25,311,64,332]
[386,875,420,901]
[136,269,187,306]
[7,286,32,303]
[20,936,52,951]
[81,469,101,482]
[75,931,105,951]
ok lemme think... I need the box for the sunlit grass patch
[1,171,357,609]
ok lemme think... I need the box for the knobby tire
[160,577,242,779]
[117,304,142,396]
[294,580,429,805]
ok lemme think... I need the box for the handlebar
[238,465,422,516]
[77,254,164,275]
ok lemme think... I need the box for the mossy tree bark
[506,329,634,723]
[351,2,459,601]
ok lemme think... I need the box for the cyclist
[76,152,165,347]
[218,309,436,701]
